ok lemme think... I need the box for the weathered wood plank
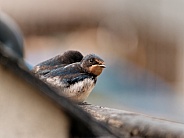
[80,104,184,138]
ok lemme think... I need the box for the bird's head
[81,54,106,76]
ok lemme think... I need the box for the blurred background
[1,0,184,123]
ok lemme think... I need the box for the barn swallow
[32,52,106,103]
[32,50,83,77]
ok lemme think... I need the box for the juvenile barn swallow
[32,50,83,77]
[32,51,106,103]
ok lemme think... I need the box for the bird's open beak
[98,64,106,68]
[92,64,106,68]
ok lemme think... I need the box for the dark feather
[62,73,97,86]
[32,50,83,76]
[43,63,83,78]
[36,51,83,67]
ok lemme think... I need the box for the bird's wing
[40,63,84,86]
[32,64,67,76]
[31,50,83,76]
[31,55,64,76]
[34,55,63,67]
[42,63,81,78]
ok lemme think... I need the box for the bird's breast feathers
[46,75,96,103]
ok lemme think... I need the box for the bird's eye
[89,59,93,62]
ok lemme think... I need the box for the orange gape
[89,64,106,76]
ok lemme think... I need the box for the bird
[32,51,106,103]
[32,50,83,77]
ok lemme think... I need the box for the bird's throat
[89,65,104,76]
